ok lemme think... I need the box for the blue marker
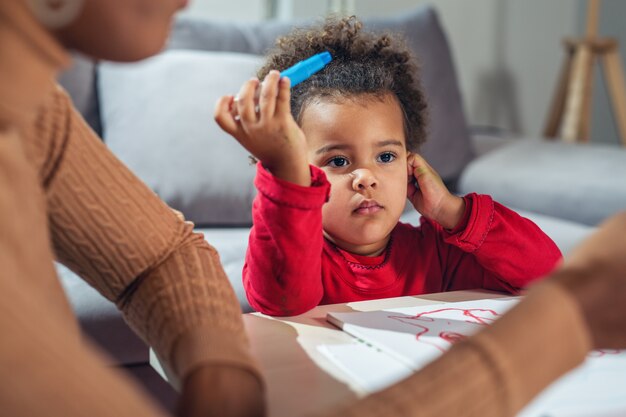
[232,51,332,119]
[280,51,332,87]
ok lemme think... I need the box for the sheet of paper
[519,349,626,417]
[328,298,519,369]
[318,342,413,393]
[326,298,626,416]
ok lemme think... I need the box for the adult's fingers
[553,212,626,349]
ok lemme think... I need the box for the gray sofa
[56,4,625,409]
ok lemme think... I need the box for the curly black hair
[258,16,428,151]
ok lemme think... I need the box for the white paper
[318,342,413,393]
[326,298,626,416]
[328,298,519,369]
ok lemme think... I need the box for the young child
[215,16,561,316]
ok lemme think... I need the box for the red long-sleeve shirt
[244,164,561,316]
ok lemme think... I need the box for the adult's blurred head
[27,0,187,62]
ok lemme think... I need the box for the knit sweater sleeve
[32,86,261,387]
[0,255,171,417]
[318,281,591,417]
[0,122,169,416]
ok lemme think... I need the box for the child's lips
[354,200,384,215]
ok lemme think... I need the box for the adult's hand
[550,211,626,349]
[177,365,265,417]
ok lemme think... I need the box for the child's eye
[377,152,396,163]
[327,156,349,168]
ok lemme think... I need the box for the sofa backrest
[61,5,474,227]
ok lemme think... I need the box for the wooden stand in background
[543,0,626,145]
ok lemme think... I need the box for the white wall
[181,0,625,143]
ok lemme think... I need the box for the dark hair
[258,16,428,151]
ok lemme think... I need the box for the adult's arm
[0,127,169,416]
[28,87,264,413]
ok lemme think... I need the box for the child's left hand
[407,153,466,230]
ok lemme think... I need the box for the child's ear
[406,152,414,176]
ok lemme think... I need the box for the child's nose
[351,168,378,191]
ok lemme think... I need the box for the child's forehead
[309,91,400,108]
[302,91,405,120]
[300,93,408,151]
[302,92,405,126]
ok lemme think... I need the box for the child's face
[301,93,409,256]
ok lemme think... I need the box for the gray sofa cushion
[167,14,296,55]
[57,53,102,136]
[99,50,262,226]
[197,227,252,313]
[458,139,626,226]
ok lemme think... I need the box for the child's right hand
[214,70,311,186]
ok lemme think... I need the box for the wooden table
[242,290,507,417]
[151,290,507,417]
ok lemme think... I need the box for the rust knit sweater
[0,2,591,416]
[0,2,260,416]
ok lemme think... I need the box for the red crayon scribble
[439,331,467,344]
[388,308,501,352]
